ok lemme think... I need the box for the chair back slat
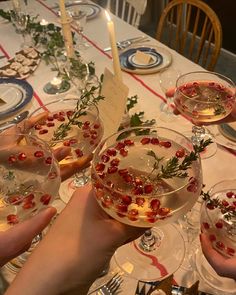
[180,4,191,54]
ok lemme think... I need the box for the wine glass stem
[139,229,161,252]
[191,125,206,145]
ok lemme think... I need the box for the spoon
[0,110,29,131]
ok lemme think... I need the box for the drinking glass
[0,132,61,272]
[72,10,89,50]
[91,126,203,281]
[195,179,236,294]
[174,71,236,159]
[29,98,104,203]
[159,67,180,122]
[11,12,31,48]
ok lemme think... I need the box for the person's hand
[6,185,146,295]
[200,233,236,280]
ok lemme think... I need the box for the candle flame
[105,10,111,22]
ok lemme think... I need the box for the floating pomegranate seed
[48,172,57,179]
[132,186,144,195]
[121,195,132,205]
[34,150,44,158]
[206,203,216,210]
[150,199,160,211]
[193,82,199,86]
[83,132,90,138]
[136,197,145,206]
[115,142,126,150]
[216,241,225,249]
[90,140,95,145]
[233,201,236,207]
[209,82,215,87]
[124,139,134,146]
[175,148,185,158]
[63,140,70,146]
[146,211,157,218]
[53,113,59,119]
[158,207,170,216]
[202,222,210,229]
[47,122,55,127]
[7,214,19,224]
[134,177,143,186]
[120,148,128,157]
[95,190,104,200]
[141,137,150,145]
[24,193,35,203]
[57,115,65,122]
[45,157,52,165]
[128,209,139,221]
[47,115,54,121]
[8,195,22,205]
[40,194,51,205]
[98,172,105,179]
[151,138,159,145]
[59,111,65,116]
[106,148,117,156]
[222,200,229,207]
[84,121,90,126]
[144,184,153,194]
[110,158,120,166]
[108,166,118,174]
[163,141,171,148]
[18,152,27,161]
[102,198,113,208]
[116,204,128,213]
[23,201,36,209]
[75,149,83,157]
[209,234,216,241]
[106,180,114,188]
[95,163,105,172]
[101,154,110,163]
[227,247,235,256]
[215,221,223,229]
[118,168,128,176]
[93,123,100,129]
[39,129,48,135]
[123,174,133,183]
[8,155,17,164]
[226,191,234,198]
[34,124,42,130]
[91,134,98,140]
[66,110,74,117]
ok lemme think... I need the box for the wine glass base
[159,111,177,123]
[114,224,185,282]
[43,80,70,95]
[195,248,236,294]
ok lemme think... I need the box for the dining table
[0,1,236,294]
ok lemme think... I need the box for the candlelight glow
[105,10,111,22]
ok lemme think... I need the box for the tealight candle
[105,10,122,81]
[51,77,62,89]
[40,19,49,26]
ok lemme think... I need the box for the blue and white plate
[0,78,33,119]
[208,125,236,150]
[120,45,172,75]
[66,3,101,19]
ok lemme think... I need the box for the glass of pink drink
[174,71,235,159]
[91,126,202,281]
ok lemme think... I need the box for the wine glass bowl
[0,133,60,232]
[91,126,202,228]
[200,179,236,258]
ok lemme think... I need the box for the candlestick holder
[43,77,70,95]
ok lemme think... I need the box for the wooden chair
[156,0,222,71]
[107,0,147,28]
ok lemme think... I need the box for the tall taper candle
[105,10,122,81]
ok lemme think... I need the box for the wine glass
[72,10,89,51]
[159,67,181,122]
[0,132,61,273]
[29,98,104,204]
[11,11,32,48]
[91,126,203,281]
[195,179,236,294]
[174,71,236,159]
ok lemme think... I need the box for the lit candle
[40,19,49,26]
[59,0,75,58]
[51,77,62,89]
[105,10,122,81]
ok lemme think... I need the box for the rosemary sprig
[147,138,212,180]
[201,190,236,220]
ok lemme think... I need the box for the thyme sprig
[147,138,212,180]
[201,190,236,220]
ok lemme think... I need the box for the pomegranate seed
[108,166,118,174]
[141,137,150,145]
[66,110,74,117]
[206,203,216,210]
[158,207,170,216]
[222,200,229,207]
[123,174,133,183]
[47,122,55,127]
[34,124,42,130]
[120,148,128,157]
[53,113,59,119]
[132,186,144,195]
[69,139,77,145]
[83,132,90,138]
[136,197,145,206]
[110,158,120,166]
[93,123,100,129]
[144,184,153,194]
[48,172,57,179]
[116,204,128,213]
[39,129,48,135]
[40,194,51,205]
[150,199,160,211]
[18,152,27,161]
[146,211,157,219]
[163,141,171,148]
[202,222,210,229]
[134,177,143,186]
[121,195,132,205]
[216,241,225,249]
[215,221,223,229]
[106,181,114,188]
[98,173,105,179]
[128,209,139,221]
[8,155,17,164]
[227,247,235,256]
[75,149,83,157]
[118,168,128,176]
[91,134,98,140]
[63,140,70,146]
[151,138,159,145]
[209,82,215,87]
[226,191,234,198]
[175,148,185,158]
[34,151,44,158]
[7,214,19,224]
[8,195,22,205]
[106,149,117,156]
[101,154,110,163]
[47,115,54,121]
[101,198,113,208]
[84,121,90,126]
[23,201,36,209]
[57,116,65,121]
[45,157,52,165]
[90,140,95,145]
[116,142,126,150]
[124,139,134,146]
[95,163,105,172]
[95,190,104,200]
[24,193,34,203]
[209,234,216,241]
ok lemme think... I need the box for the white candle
[105,10,122,81]
[51,77,62,88]
[40,19,49,26]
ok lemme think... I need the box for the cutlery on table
[0,110,29,131]
[96,273,123,295]
[103,36,150,52]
